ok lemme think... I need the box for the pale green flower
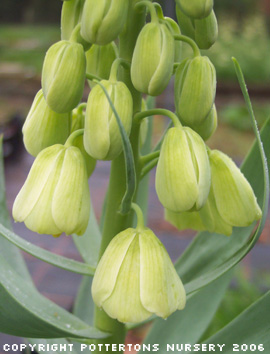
[23,90,71,157]
[156,126,211,212]
[92,228,186,323]
[13,144,90,236]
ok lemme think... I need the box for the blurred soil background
[0,0,270,352]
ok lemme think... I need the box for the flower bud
[164,17,182,63]
[71,107,96,177]
[175,56,216,125]
[156,126,211,212]
[176,0,213,19]
[209,150,262,227]
[81,0,128,45]
[165,149,262,236]
[13,144,90,236]
[188,104,218,141]
[23,90,71,157]
[42,40,86,113]
[61,0,85,40]
[131,22,175,96]
[165,185,233,236]
[84,80,133,160]
[176,6,218,50]
[86,43,117,88]
[92,227,186,323]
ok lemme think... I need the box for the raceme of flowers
[12,0,262,323]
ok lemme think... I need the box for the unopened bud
[175,56,216,125]
[84,80,133,160]
[23,90,71,157]
[86,43,117,88]
[81,0,128,45]
[156,126,211,212]
[131,22,175,96]
[61,0,85,41]
[176,6,218,50]
[42,40,86,113]
[188,104,218,141]
[176,0,213,19]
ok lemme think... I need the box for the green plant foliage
[202,291,270,352]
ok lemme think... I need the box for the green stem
[141,157,159,179]
[86,72,102,82]
[174,34,201,57]
[64,129,84,147]
[131,203,145,230]
[109,58,131,82]
[140,150,160,166]
[134,108,181,128]
[135,1,158,23]
[93,2,146,352]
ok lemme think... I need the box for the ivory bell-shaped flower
[42,40,86,113]
[86,43,117,88]
[13,144,90,236]
[84,80,133,160]
[156,126,211,212]
[92,227,186,323]
[175,56,216,125]
[80,0,128,45]
[23,90,71,157]
[176,0,213,19]
[209,149,262,227]
[165,149,262,236]
[176,6,218,50]
[131,22,175,96]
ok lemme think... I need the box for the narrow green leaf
[72,208,101,328]
[73,277,95,325]
[0,223,95,276]
[142,271,233,352]
[0,138,32,282]
[202,291,270,352]
[96,81,136,215]
[72,206,101,266]
[0,256,107,339]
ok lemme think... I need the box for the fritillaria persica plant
[0,0,269,353]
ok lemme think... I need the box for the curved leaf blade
[0,256,107,339]
[96,81,136,215]
[0,223,95,276]
[0,138,32,282]
[202,291,270,352]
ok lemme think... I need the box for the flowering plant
[0,0,269,352]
